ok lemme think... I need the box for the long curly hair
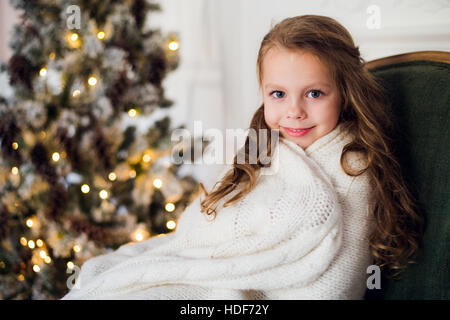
[198,15,424,280]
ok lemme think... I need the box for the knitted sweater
[62,123,374,300]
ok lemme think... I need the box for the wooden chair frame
[366,50,450,69]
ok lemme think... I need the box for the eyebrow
[264,83,332,90]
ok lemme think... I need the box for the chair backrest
[364,51,450,300]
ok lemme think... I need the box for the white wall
[1,0,450,186]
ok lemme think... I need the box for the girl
[63,15,424,300]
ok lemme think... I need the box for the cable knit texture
[62,123,374,300]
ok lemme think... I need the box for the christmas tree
[0,0,202,299]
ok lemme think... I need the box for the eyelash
[269,89,324,99]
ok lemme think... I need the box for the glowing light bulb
[73,244,82,253]
[168,40,179,51]
[52,152,60,162]
[128,109,137,117]
[129,170,136,178]
[11,167,19,175]
[44,256,52,264]
[153,178,163,189]
[36,239,44,247]
[20,237,27,246]
[88,76,97,86]
[97,31,105,39]
[81,184,90,193]
[108,172,117,181]
[28,240,35,249]
[72,89,81,97]
[166,220,176,230]
[67,261,75,269]
[135,232,144,242]
[99,189,108,199]
[40,250,47,259]
[33,265,40,273]
[142,154,151,163]
[26,218,34,228]
[39,68,47,77]
[12,142,19,150]
[71,33,78,41]
[165,203,175,212]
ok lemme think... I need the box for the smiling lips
[282,126,314,137]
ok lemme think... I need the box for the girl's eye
[270,91,285,99]
[307,90,323,99]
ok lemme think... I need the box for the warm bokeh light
[166,220,176,230]
[52,152,60,162]
[97,31,105,39]
[99,189,109,199]
[88,76,97,86]
[81,184,90,193]
[153,178,163,189]
[168,40,179,51]
[108,172,117,181]
[12,142,19,150]
[128,108,137,117]
[39,68,47,77]
[28,240,35,249]
[26,218,34,228]
[165,203,175,212]
[11,167,19,175]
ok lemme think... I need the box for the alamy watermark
[170,121,280,175]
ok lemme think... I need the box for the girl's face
[262,47,342,150]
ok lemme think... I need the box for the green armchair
[364,51,450,300]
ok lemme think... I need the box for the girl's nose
[287,101,306,119]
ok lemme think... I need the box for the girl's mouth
[282,126,314,137]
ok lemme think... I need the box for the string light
[166,220,176,230]
[73,244,82,253]
[67,261,75,269]
[135,232,144,242]
[129,170,136,179]
[108,172,117,181]
[81,184,90,193]
[97,31,105,40]
[72,89,81,97]
[99,189,108,199]
[49,52,56,60]
[33,265,40,273]
[88,76,97,86]
[168,40,179,51]
[28,240,35,249]
[44,256,52,264]
[20,237,27,246]
[128,108,137,117]
[39,250,47,259]
[67,32,80,49]
[142,154,151,163]
[165,203,175,212]
[26,218,34,228]
[12,142,19,150]
[11,167,19,175]
[153,178,163,189]
[36,239,44,247]
[39,68,47,77]
[52,152,60,162]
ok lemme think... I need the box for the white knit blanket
[62,138,343,299]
